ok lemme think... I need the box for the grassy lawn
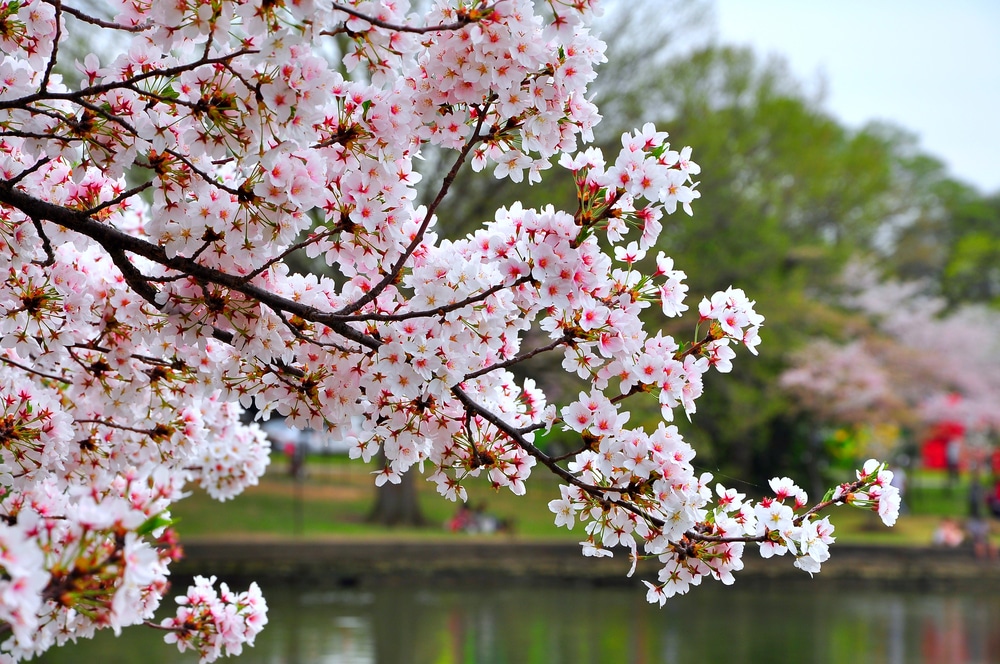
[169,456,996,547]
[172,456,578,540]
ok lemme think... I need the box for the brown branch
[164,149,242,197]
[0,130,77,144]
[60,3,148,31]
[673,329,724,362]
[0,50,256,111]
[82,181,153,217]
[549,443,589,463]
[143,620,182,632]
[450,385,667,527]
[463,329,571,381]
[0,356,70,384]
[341,275,534,324]
[792,478,865,526]
[107,247,161,307]
[239,227,342,284]
[327,2,493,35]
[75,418,161,436]
[2,157,52,187]
[40,1,63,93]
[0,182,380,351]
[31,215,56,267]
[686,532,765,544]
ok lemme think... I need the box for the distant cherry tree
[782,264,1000,456]
[0,1,897,660]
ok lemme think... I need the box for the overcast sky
[710,0,1000,194]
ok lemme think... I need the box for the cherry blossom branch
[107,246,161,307]
[3,157,52,187]
[163,149,243,198]
[463,330,573,381]
[450,385,668,528]
[40,1,63,93]
[543,445,583,465]
[675,328,725,361]
[65,95,141,138]
[0,130,77,144]
[341,276,534,324]
[0,183,381,352]
[31,215,56,267]
[142,620,181,632]
[239,227,345,284]
[792,479,865,526]
[335,103,493,316]
[74,419,165,436]
[0,356,69,384]
[82,181,152,217]
[327,2,495,35]
[273,308,354,356]
[0,50,257,110]
[60,3,148,32]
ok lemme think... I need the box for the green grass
[169,457,995,546]
[172,457,578,540]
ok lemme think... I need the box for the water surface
[37,581,1000,663]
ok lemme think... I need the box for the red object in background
[921,420,965,470]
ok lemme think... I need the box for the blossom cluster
[0,474,174,660]
[0,0,896,659]
[160,576,268,664]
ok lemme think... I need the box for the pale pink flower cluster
[699,287,763,356]
[0,0,899,656]
[554,449,892,603]
[838,459,901,528]
[0,522,47,649]
[160,576,268,664]
[0,1,57,70]
[0,476,174,660]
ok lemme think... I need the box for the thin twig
[2,157,51,188]
[61,3,148,31]
[0,356,70,384]
[82,181,153,217]
[463,330,571,381]
[40,1,63,93]
[30,215,56,267]
[328,2,493,35]
[340,275,534,324]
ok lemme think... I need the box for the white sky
[711,0,1000,194]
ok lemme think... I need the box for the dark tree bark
[367,451,427,527]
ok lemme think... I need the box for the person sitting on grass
[932,518,964,548]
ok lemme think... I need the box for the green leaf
[136,511,175,537]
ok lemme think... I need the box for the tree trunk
[367,452,427,527]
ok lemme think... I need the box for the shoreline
[174,537,1000,591]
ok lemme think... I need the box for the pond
[36,580,1000,663]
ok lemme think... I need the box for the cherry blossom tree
[782,264,1000,462]
[0,0,898,660]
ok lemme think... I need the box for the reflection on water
[37,581,1000,663]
